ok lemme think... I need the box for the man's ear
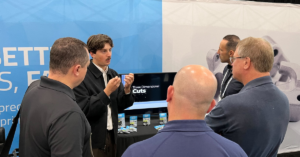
[243,57,251,70]
[73,65,81,76]
[166,85,174,102]
[207,99,216,113]
[90,52,94,58]
[228,50,235,57]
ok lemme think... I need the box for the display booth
[1,0,300,156]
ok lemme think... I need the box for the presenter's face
[91,43,112,69]
[218,40,230,64]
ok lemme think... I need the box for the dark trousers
[93,130,116,157]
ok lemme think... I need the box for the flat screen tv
[119,72,176,112]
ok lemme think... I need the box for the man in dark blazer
[206,37,289,157]
[73,34,135,157]
[217,35,243,99]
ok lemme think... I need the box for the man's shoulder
[123,131,247,157]
[25,80,41,93]
[24,83,82,113]
[122,132,171,157]
[206,132,247,156]
[218,93,244,108]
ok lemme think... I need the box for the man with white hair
[122,65,247,157]
[206,37,289,157]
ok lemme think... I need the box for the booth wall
[163,0,300,72]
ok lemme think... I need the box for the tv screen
[120,72,176,110]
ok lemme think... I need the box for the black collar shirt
[20,76,92,157]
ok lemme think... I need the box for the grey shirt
[205,76,289,157]
[20,76,92,157]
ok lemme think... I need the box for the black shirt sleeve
[48,112,86,157]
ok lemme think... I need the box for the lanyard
[220,69,233,99]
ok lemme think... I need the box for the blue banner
[0,0,162,152]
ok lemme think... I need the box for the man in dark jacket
[218,35,243,99]
[73,34,134,157]
[206,37,290,157]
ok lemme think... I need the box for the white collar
[93,62,108,74]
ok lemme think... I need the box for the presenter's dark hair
[87,34,114,54]
[50,37,89,74]
[223,35,240,52]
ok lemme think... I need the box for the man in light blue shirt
[122,65,247,157]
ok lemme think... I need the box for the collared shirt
[93,63,113,130]
[206,76,289,157]
[122,120,247,157]
[220,64,243,100]
[20,76,92,157]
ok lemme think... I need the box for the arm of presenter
[117,73,135,111]
[73,77,121,120]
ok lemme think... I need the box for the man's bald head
[173,65,217,105]
[167,65,217,120]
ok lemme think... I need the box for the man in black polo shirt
[218,35,243,99]
[20,37,92,157]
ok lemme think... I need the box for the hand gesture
[104,76,121,96]
[124,73,134,94]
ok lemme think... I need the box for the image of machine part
[276,61,300,122]
[262,36,289,81]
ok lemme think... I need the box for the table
[116,117,161,157]
[116,118,300,157]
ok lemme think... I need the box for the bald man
[122,65,247,157]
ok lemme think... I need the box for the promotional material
[143,114,151,126]
[154,125,165,131]
[130,116,137,127]
[129,126,137,132]
[118,113,125,128]
[159,113,167,124]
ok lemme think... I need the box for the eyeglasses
[230,56,245,64]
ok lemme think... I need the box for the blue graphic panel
[0,0,162,152]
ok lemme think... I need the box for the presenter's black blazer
[73,60,134,149]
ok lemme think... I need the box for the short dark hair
[50,37,89,74]
[87,34,114,54]
[223,35,240,52]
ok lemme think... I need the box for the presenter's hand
[104,76,121,96]
[124,73,134,94]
